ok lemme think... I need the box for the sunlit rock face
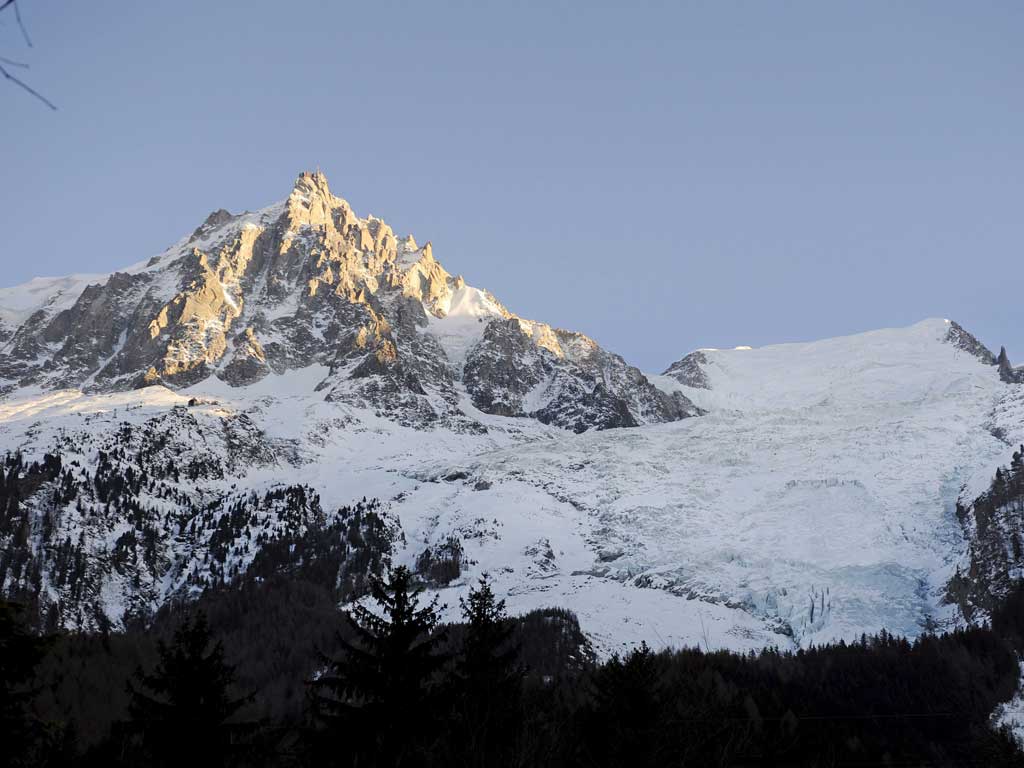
[0,171,696,432]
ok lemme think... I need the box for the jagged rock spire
[998,346,1023,384]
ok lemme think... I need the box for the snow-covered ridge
[660,318,987,412]
[0,274,107,327]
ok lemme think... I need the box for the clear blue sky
[2,1,1021,370]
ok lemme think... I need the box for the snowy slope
[426,284,508,369]
[0,274,107,328]
[376,320,1020,651]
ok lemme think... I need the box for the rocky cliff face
[947,449,1024,620]
[945,320,998,364]
[0,171,695,433]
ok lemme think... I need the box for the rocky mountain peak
[293,169,331,196]
[285,169,353,234]
[0,171,698,433]
[288,170,341,215]
[189,209,235,244]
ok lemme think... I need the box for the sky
[1,1,1021,371]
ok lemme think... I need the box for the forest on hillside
[4,568,1024,767]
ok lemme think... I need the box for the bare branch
[0,62,56,109]
[1,0,55,109]
[0,1,32,48]
[13,0,30,46]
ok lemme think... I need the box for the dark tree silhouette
[310,565,447,767]
[450,574,524,767]
[125,612,251,768]
[0,599,51,768]
[583,642,663,768]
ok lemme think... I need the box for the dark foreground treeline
[5,574,1024,768]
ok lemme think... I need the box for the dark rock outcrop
[947,448,1024,620]
[663,349,712,389]
[944,321,996,365]
[998,347,1024,384]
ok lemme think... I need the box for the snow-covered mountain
[1,171,1022,655]
[0,171,695,432]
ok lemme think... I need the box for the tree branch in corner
[2,0,56,110]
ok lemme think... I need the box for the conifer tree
[310,565,447,767]
[0,600,50,768]
[585,642,663,768]
[126,612,251,768]
[451,574,523,767]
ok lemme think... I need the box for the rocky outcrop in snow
[947,448,1024,620]
[945,320,997,364]
[662,350,711,389]
[998,347,1024,385]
